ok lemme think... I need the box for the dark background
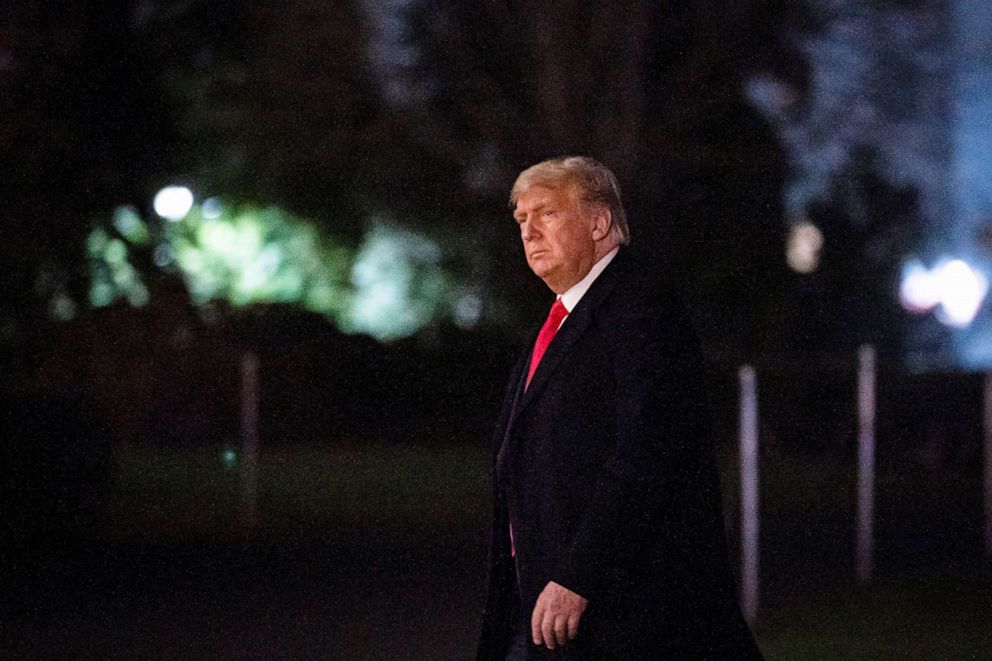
[1,2,990,659]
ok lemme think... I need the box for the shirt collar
[559,246,620,313]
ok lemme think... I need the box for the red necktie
[526,298,569,388]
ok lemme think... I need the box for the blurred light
[934,259,987,328]
[901,257,989,328]
[175,245,206,277]
[153,186,194,221]
[153,243,174,267]
[259,244,282,271]
[454,293,482,329]
[202,197,223,219]
[899,260,940,312]
[113,206,149,244]
[744,75,797,115]
[222,447,237,468]
[200,221,237,255]
[49,293,77,321]
[347,225,445,340]
[786,221,824,273]
[305,282,336,313]
[111,262,137,286]
[125,282,150,307]
[87,228,109,258]
[89,201,459,341]
[104,239,128,265]
[90,281,115,307]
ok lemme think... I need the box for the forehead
[513,183,578,212]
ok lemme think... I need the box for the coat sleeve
[549,294,714,600]
[477,346,532,660]
[476,482,517,660]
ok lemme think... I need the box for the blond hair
[510,156,630,246]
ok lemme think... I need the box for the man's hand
[531,581,589,650]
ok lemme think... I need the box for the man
[477,157,763,660]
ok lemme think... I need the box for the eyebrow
[514,202,548,220]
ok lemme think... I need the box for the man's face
[513,184,600,294]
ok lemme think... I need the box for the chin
[528,255,554,272]
[528,263,555,281]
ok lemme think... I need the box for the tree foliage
[2,0,818,362]
[0,2,177,331]
[145,0,388,238]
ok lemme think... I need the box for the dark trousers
[504,626,530,661]
[504,569,532,661]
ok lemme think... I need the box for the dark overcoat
[477,249,763,660]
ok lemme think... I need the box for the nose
[520,216,537,242]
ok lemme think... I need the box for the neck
[549,241,620,294]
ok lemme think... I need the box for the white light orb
[786,221,824,273]
[899,260,940,313]
[153,186,194,221]
[935,259,988,328]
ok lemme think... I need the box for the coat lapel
[513,249,630,418]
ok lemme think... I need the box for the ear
[591,207,612,241]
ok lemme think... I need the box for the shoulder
[600,250,695,337]
[600,253,708,393]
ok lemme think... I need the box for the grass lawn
[756,576,992,660]
[106,441,492,547]
[99,442,989,659]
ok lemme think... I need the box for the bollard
[856,345,876,583]
[240,352,260,532]
[739,365,760,622]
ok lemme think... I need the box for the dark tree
[0,2,178,370]
[149,0,410,246]
[394,0,808,354]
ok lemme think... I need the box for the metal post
[240,352,260,531]
[984,371,992,560]
[739,365,760,623]
[856,345,876,582]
